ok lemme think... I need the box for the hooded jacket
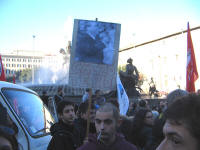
[47,120,81,150]
[77,133,137,150]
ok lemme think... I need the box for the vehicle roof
[0,81,37,94]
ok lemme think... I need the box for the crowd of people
[1,88,200,150]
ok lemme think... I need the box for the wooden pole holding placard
[85,89,92,139]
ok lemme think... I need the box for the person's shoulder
[116,134,137,150]
[120,140,138,150]
[77,142,96,150]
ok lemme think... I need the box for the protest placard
[69,19,121,91]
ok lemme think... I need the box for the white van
[0,81,55,150]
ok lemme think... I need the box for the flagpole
[186,22,199,92]
[85,88,92,140]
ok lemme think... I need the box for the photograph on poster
[75,20,116,65]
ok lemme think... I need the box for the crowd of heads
[2,87,200,150]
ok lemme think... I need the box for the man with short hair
[156,94,200,150]
[77,103,137,150]
[47,101,80,150]
[152,89,188,149]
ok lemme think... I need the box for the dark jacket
[47,121,81,150]
[77,133,137,150]
[74,117,96,144]
[132,124,155,150]
[152,114,166,149]
[118,116,133,142]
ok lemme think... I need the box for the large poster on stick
[69,19,121,90]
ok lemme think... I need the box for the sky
[0,0,200,91]
[0,0,200,53]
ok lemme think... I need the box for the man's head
[85,88,90,93]
[78,102,96,123]
[95,103,120,145]
[42,91,46,95]
[156,94,200,150]
[139,99,146,108]
[95,90,101,97]
[167,89,188,106]
[57,101,75,125]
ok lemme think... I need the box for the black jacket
[77,133,137,150]
[152,114,166,149]
[131,124,155,150]
[47,120,81,150]
[118,116,133,142]
[74,117,96,144]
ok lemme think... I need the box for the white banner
[116,74,129,115]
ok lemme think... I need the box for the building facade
[1,50,44,76]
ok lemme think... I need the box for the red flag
[0,55,6,81]
[186,22,198,92]
[13,74,16,84]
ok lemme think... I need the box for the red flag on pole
[186,22,198,92]
[0,55,6,81]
